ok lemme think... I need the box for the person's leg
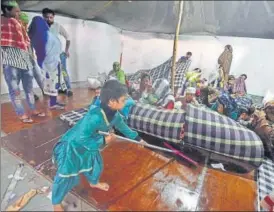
[60,53,73,97]
[44,68,65,110]
[49,96,65,110]
[32,60,45,100]
[21,69,46,117]
[3,65,32,122]
[52,174,80,211]
[83,153,109,191]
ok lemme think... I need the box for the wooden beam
[171,0,184,94]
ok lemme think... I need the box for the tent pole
[171,0,184,94]
[120,30,124,66]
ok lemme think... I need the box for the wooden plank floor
[1,88,258,211]
[197,169,257,211]
[108,160,206,211]
[1,88,94,134]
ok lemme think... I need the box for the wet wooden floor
[1,88,94,134]
[1,88,258,211]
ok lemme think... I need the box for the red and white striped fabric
[1,16,30,51]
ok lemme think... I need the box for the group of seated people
[91,59,274,161]
[127,71,201,111]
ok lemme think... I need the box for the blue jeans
[3,65,36,116]
[59,52,71,90]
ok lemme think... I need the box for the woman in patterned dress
[28,16,65,110]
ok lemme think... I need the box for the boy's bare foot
[53,204,64,211]
[89,182,109,191]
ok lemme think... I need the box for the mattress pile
[184,104,264,167]
[60,103,264,167]
[126,56,190,88]
[127,103,186,143]
[257,158,274,211]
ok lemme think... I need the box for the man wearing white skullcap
[177,87,199,110]
[186,87,196,95]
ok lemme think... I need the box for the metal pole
[98,131,174,153]
[171,0,184,94]
[120,30,124,66]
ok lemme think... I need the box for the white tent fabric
[19,1,274,39]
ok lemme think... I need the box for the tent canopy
[19,1,274,39]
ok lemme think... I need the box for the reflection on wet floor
[1,88,259,211]
[2,119,258,211]
[197,169,257,211]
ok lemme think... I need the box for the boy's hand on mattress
[105,133,116,144]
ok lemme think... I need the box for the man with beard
[42,8,73,97]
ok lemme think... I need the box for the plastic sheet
[19,1,274,39]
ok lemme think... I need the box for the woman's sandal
[20,117,34,123]
[33,112,46,117]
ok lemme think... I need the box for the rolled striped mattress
[59,103,264,167]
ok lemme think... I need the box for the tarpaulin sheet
[18,1,274,39]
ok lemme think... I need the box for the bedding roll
[59,103,264,167]
[184,104,264,167]
[127,103,186,143]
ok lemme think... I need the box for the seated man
[108,62,126,85]
[130,73,152,101]
[177,87,199,110]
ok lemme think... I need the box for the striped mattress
[60,104,264,167]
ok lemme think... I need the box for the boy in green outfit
[52,80,145,211]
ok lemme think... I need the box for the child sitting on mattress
[51,80,146,211]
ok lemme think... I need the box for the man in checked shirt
[42,8,73,97]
